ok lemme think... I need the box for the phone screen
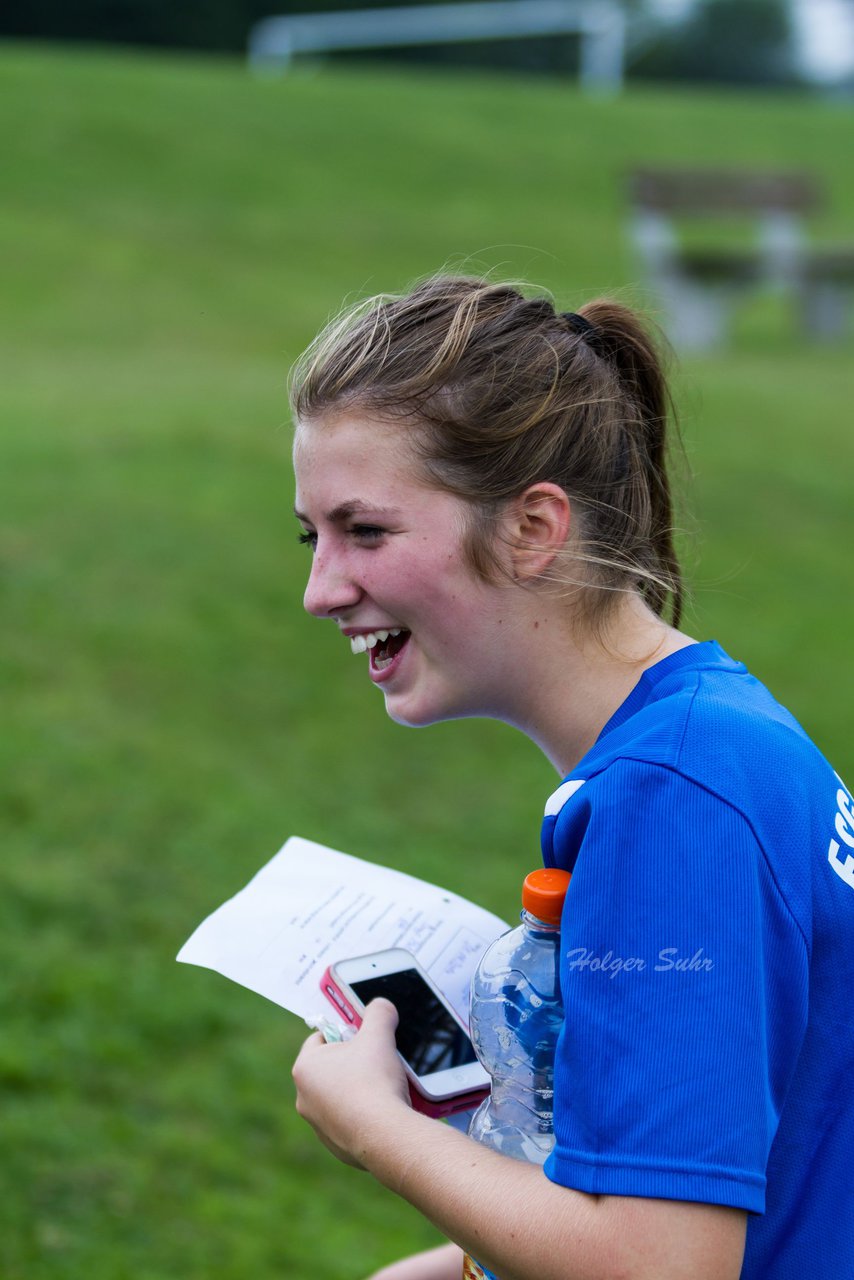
[349,969,478,1076]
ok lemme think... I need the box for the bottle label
[462,1253,499,1280]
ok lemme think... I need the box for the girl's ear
[502,483,571,582]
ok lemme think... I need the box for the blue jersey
[540,641,854,1279]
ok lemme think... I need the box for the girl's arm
[293,999,747,1280]
[367,1242,462,1280]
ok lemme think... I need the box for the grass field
[2,41,853,1279]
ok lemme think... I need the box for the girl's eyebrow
[293,500,403,524]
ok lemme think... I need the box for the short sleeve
[544,760,809,1212]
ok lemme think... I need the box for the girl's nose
[303,548,362,618]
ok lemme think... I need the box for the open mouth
[370,629,410,672]
[349,628,410,673]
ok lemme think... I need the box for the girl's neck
[508,595,696,777]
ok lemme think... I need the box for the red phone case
[320,965,489,1119]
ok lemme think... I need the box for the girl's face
[293,414,524,728]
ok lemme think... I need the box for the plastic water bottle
[461,867,571,1280]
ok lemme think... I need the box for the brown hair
[290,275,684,629]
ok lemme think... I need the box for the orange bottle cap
[522,868,571,925]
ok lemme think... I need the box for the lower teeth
[372,632,408,670]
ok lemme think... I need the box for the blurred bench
[627,168,854,349]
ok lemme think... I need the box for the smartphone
[322,948,489,1118]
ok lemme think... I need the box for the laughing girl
[290,276,853,1280]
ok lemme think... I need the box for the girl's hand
[292,997,412,1169]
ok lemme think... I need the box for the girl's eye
[297,529,317,549]
[351,525,385,542]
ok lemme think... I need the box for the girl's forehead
[295,414,422,483]
[293,414,439,511]
[295,412,385,457]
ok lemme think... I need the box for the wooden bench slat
[628,169,822,216]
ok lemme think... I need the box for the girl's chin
[382,686,478,729]
[382,696,443,729]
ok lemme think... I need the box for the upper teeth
[350,628,402,655]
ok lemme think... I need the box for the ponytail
[575,300,684,626]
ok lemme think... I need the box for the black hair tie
[562,311,598,341]
[562,310,610,361]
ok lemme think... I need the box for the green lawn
[2,42,853,1279]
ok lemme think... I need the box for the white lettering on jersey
[828,776,854,891]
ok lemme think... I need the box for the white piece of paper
[177,835,511,1028]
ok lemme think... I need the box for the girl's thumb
[362,996,399,1033]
